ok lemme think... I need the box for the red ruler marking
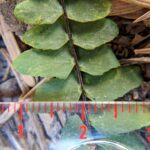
[19,103,23,121]
[18,103,23,139]
[142,102,145,113]
[107,102,111,112]
[25,103,28,113]
[56,103,59,112]
[44,103,47,113]
[8,104,10,112]
[32,103,34,113]
[1,104,4,113]
[100,103,104,112]
[62,103,66,112]
[81,102,85,121]
[94,103,97,113]
[50,102,53,118]
[121,101,124,112]
[128,102,130,113]
[75,103,78,112]
[147,127,150,143]
[114,103,118,119]
[18,124,23,139]
[14,103,16,112]
[88,102,90,113]
[38,103,41,112]
[69,103,72,112]
[136,102,138,113]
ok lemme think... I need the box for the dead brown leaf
[110,0,142,16]
[121,0,150,9]
[120,9,148,19]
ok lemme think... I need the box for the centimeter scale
[0,102,150,150]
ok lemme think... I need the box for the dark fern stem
[60,0,86,102]
[60,0,92,131]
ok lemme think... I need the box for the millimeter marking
[1,104,4,113]
[32,103,35,112]
[114,103,118,119]
[38,103,41,112]
[136,102,138,113]
[88,102,90,113]
[142,102,145,112]
[107,102,111,112]
[81,102,85,121]
[128,102,130,112]
[44,103,47,113]
[69,103,72,112]
[122,102,124,112]
[8,104,10,112]
[19,103,22,121]
[14,103,16,112]
[94,103,97,113]
[56,103,59,112]
[26,103,28,113]
[75,103,78,112]
[62,103,66,112]
[50,102,53,118]
[100,103,104,112]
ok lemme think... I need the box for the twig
[0,49,29,94]
[0,103,21,128]
[0,125,25,150]
[120,57,150,65]
[0,14,36,88]
[0,14,20,60]
[134,11,150,23]
[2,66,10,81]
[0,77,50,127]
[21,77,51,100]
[134,48,150,55]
